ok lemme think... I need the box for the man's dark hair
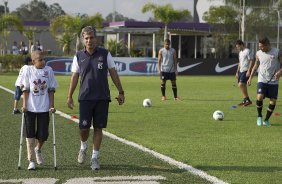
[235,40,244,46]
[164,39,170,44]
[259,37,270,45]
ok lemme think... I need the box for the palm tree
[142,3,190,40]
[50,14,103,55]
[0,14,23,54]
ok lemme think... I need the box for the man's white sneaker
[35,147,44,165]
[90,158,100,170]
[78,149,87,164]
[28,161,36,170]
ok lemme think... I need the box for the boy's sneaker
[257,117,262,126]
[78,149,87,164]
[13,109,21,114]
[35,147,44,165]
[90,158,100,170]
[263,120,271,127]
[28,161,36,170]
[161,96,166,101]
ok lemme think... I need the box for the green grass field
[1,73,282,184]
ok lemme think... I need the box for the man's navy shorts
[79,100,109,129]
[238,71,249,84]
[257,82,278,99]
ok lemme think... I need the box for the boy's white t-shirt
[15,65,29,87]
[22,65,57,112]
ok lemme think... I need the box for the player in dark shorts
[158,39,180,101]
[67,26,125,170]
[247,37,282,126]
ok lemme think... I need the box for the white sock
[80,141,87,151]
[92,150,99,159]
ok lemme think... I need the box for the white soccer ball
[213,110,224,121]
[143,98,152,107]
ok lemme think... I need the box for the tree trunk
[164,23,168,40]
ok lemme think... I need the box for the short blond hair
[31,50,43,60]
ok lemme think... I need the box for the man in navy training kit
[158,39,180,101]
[235,40,254,106]
[67,26,125,170]
[247,37,282,126]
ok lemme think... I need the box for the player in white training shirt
[248,37,282,127]
[235,40,254,106]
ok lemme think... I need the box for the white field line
[0,178,58,184]
[0,85,228,184]
[55,111,228,184]
[65,175,165,184]
[0,176,164,184]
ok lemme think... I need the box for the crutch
[52,112,57,170]
[18,113,25,169]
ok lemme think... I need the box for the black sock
[172,84,177,98]
[256,100,263,117]
[161,83,166,96]
[265,104,275,121]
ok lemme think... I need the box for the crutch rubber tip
[18,167,21,170]
[54,167,57,170]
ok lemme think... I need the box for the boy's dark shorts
[25,111,49,141]
[14,86,23,101]
[79,100,109,129]
[257,82,278,99]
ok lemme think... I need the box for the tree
[0,14,23,54]
[50,14,103,55]
[13,0,65,21]
[203,5,239,58]
[0,5,9,16]
[215,0,281,41]
[142,3,190,40]
[105,11,135,22]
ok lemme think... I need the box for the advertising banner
[46,57,238,76]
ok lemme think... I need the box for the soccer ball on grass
[213,110,224,121]
[143,99,152,107]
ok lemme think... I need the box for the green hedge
[0,54,28,72]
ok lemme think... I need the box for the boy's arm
[22,91,29,112]
[48,91,55,113]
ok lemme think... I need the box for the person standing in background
[235,40,254,106]
[157,39,180,101]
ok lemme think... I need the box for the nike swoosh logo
[215,63,238,73]
[177,62,203,72]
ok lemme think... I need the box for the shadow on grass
[197,165,282,172]
[186,98,238,102]
[49,163,185,174]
